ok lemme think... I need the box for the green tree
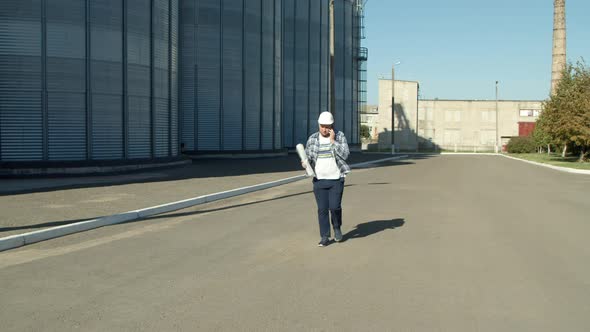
[538,61,590,161]
[532,117,552,153]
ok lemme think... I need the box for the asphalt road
[1,155,589,331]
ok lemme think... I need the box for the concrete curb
[441,152,498,156]
[0,155,407,252]
[500,154,590,175]
[0,159,192,177]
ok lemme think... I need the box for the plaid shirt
[305,131,351,176]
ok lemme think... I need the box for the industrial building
[0,0,366,167]
[376,79,542,152]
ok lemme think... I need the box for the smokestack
[551,0,566,95]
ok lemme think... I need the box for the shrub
[506,136,537,153]
[360,125,371,139]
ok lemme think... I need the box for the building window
[445,110,461,122]
[481,111,495,122]
[519,109,541,117]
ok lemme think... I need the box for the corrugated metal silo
[333,0,359,145]
[0,0,179,164]
[282,0,329,148]
[180,0,282,153]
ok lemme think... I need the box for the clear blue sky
[363,0,590,103]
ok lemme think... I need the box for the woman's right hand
[301,161,307,169]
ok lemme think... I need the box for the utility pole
[391,65,395,154]
[495,81,499,153]
[329,0,335,115]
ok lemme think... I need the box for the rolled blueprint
[296,143,316,177]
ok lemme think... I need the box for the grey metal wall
[283,0,359,148]
[334,0,359,145]
[180,0,282,153]
[282,0,329,148]
[0,0,179,163]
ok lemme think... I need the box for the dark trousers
[313,178,345,238]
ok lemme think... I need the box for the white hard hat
[317,112,334,125]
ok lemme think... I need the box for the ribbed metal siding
[196,0,221,151]
[153,0,170,157]
[46,0,86,160]
[319,0,329,116]
[180,0,195,151]
[1,0,179,164]
[282,0,327,148]
[180,0,281,152]
[273,0,282,150]
[293,0,309,146]
[334,0,344,133]
[127,0,152,159]
[281,0,294,148]
[90,0,123,160]
[48,93,86,160]
[261,0,274,150]
[343,0,352,141]
[307,0,321,136]
[222,0,243,151]
[351,1,360,144]
[0,0,43,161]
[243,0,261,150]
[241,0,260,150]
[170,0,179,155]
[333,0,358,145]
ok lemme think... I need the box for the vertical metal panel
[222,0,243,151]
[343,0,352,140]
[0,0,43,161]
[261,0,273,150]
[243,0,261,150]
[90,0,123,159]
[154,97,169,156]
[127,96,151,158]
[319,0,329,115]
[351,2,359,144]
[153,0,169,100]
[48,93,86,160]
[294,0,308,145]
[196,0,221,151]
[170,0,179,155]
[0,93,43,161]
[281,0,294,148]
[153,0,170,157]
[127,0,152,158]
[334,0,344,132]
[307,0,321,136]
[273,0,281,150]
[90,0,123,95]
[91,94,123,159]
[46,0,86,160]
[1,0,178,163]
[179,0,195,150]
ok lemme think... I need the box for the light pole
[391,61,400,154]
[495,81,499,153]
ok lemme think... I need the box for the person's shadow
[341,218,405,242]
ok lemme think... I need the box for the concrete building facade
[376,79,543,152]
[418,99,542,151]
[376,79,419,151]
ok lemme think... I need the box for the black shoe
[318,237,330,247]
[334,228,343,242]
